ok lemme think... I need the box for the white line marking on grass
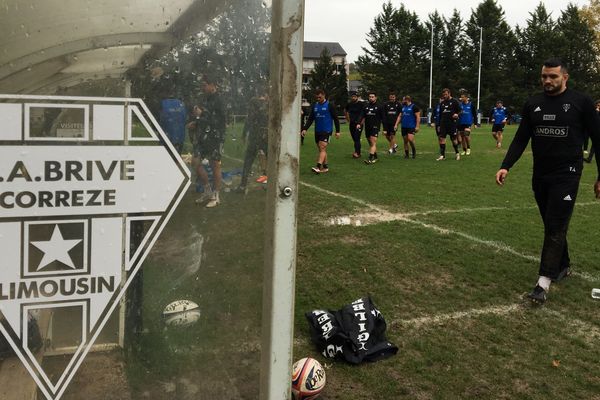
[302,182,600,281]
[302,182,540,262]
[394,304,522,329]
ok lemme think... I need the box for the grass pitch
[123,122,600,400]
[294,123,600,400]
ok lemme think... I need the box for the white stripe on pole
[476,27,483,124]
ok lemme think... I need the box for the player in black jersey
[382,91,401,155]
[496,58,600,304]
[436,88,462,161]
[345,92,364,158]
[584,100,599,163]
[358,91,384,164]
[188,75,226,208]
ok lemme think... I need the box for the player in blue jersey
[397,95,421,158]
[301,89,341,174]
[491,100,508,148]
[457,92,476,155]
[382,91,401,154]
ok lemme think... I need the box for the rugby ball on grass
[291,357,326,400]
[163,300,201,327]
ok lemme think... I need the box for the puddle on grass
[327,212,405,226]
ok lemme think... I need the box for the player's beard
[543,80,563,95]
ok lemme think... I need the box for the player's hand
[335,132,340,139]
[356,124,361,130]
[496,169,508,186]
[594,180,600,199]
[452,113,459,120]
[300,130,306,137]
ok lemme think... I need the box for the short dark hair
[368,91,377,96]
[388,89,396,95]
[315,89,326,96]
[442,88,451,94]
[543,58,569,73]
[595,99,600,106]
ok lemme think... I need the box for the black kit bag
[305,296,398,364]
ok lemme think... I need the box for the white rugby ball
[163,300,199,315]
[291,357,326,400]
[164,309,201,327]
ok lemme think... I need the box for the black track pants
[349,123,362,155]
[532,172,581,279]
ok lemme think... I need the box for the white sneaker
[460,151,466,156]
[455,153,461,161]
[466,148,471,155]
[436,155,445,161]
[388,148,393,154]
[195,189,213,205]
[205,192,220,208]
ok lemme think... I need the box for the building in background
[302,41,348,92]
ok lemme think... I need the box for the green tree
[305,48,348,110]
[426,11,446,106]
[556,4,599,94]
[463,0,518,114]
[580,0,600,54]
[514,3,560,99]
[357,2,429,102]
[439,10,465,91]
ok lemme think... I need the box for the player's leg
[365,132,379,164]
[436,131,446,161]
[350,124,361,158]
[407,132,416,158]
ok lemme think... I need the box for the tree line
[355,0,600,115]
[306,0,600,117]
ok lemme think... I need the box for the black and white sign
[0,95,190,400]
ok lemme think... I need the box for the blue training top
[314,100,334,133]
[459,101,474,125]
[401,103,418,128]
[491,106,507,124]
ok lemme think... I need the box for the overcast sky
[304,0,590,63]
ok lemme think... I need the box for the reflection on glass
[0,0,273,398]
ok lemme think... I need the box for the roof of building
[303,42,347,59]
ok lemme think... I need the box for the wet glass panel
[0,0,274,399]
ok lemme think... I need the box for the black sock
[316,163,322,168]
[453,143,459,153]
[410,142,415,154]
[440,144,446,157]
[323,163,328,169]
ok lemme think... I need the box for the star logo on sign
[30,225,82,271]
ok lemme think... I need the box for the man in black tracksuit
[345,92,364,158]
[496,58,600,304]
[359,91,384,164]
[436,88,462,161]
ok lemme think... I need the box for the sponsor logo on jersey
[563,195,573,201]
[562,104,571,112]
[543,114,556,121]
[534,126,568,137]
[534,106,542,112]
